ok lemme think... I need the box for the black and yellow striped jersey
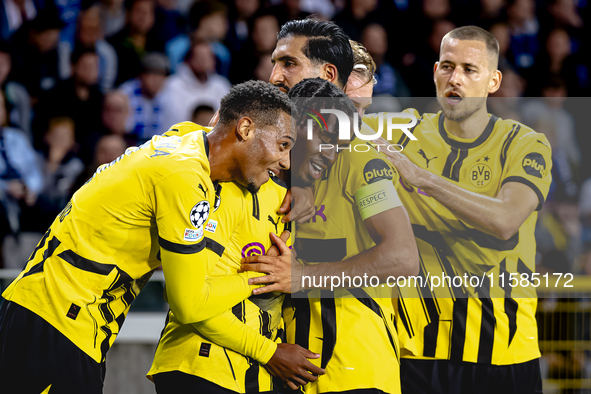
[2,130,220,363]
[363,110,552,365]
[148,121,289,393]
[288,138,403,393]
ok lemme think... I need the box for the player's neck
[206,127,237,183]
[443,107,490,140]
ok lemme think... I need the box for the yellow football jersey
[288,138,403,394]
[149,178,289,393]
[2,130,225,363]
[148,121,289,393]
[363,110,552,365]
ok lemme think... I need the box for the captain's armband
[355,179,402,220]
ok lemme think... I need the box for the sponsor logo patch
[184,227,203,241]
[190,201,210,228]
[364,159,394,184]
[522,153,547,178]
[205,219,218,233]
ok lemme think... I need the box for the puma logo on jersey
[418,149,437,168]
[268,215,279,233]
[198,183,207,198]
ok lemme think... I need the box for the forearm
[192,309,278,363]
[162,248,263,324]
[419,171,522,240]
[301,243,416,290]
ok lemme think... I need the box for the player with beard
[363,26,551,394]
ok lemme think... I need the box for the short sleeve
[341,146,401,202]
[154,170,216,253]
[501,130,553,211]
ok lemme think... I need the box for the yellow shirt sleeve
[191,309,278,364]
[501,128,553,211]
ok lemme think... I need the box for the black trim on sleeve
[501,176,545,211]
[58,249,115,275]
[158,236,225,256]
[202,131,209,158]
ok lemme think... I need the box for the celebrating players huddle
[0,17,550,394]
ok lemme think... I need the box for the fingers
[302,359,326,376]
[270,232,291,255]
[241,255,274,264]
[279,230,291,244]
[278,189,292,214]
[252,283,282,295]
[286,381,299,391]
[295,209,315,224]
[281,211,292,223]
[241,263,272,274]
[299,347,321,359]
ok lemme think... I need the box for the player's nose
[279,151,290,170]
[269,64,284,86]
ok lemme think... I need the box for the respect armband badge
[355,179,402,220]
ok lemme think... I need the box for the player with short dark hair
[365,25,550,394]
[271,17,354,92]
[0,80,295,394]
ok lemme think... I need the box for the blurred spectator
[580,178,591,274]
[0,41,32,139]
[36,46,103,147]
[10,11,65,102]
[333,0,381,41]
[545,0,584,45]
[99,0,127,38]
[53,0,82,49]
[160,42,230,126]
[78,90,131,164]
[401,19,455,97]
[73,133,128,192]
[191,105,214,127]
[108,0,163,85]
[152,0,185,44]
[101,90,130,136]
[225,0,261,54]
[361,23,410,98]
[476,0,507,28]
[58,4,118,93]
[271,0,312,27]
[506,0,540,75]
[488,22,512,71]
[527,28,571,95]
[165,0,230,76]
[229,11,279,84]
[522,78,581,170]
[489,67,525,121]
[253,52,273,82]
[20,116,84,232]
[560,38,591,97]
[0,0,42,41]
[0,90,43,265]
[119,52,170,141]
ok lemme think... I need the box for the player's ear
[488,69,502,94]
[321,63,339,86]
[236,117,255,141]
[433,62,439,83]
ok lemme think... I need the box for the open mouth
[309,161,324,180]
[446,92,463,106]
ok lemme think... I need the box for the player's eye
[285,61,295,67]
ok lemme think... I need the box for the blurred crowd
[0,0,590,276]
